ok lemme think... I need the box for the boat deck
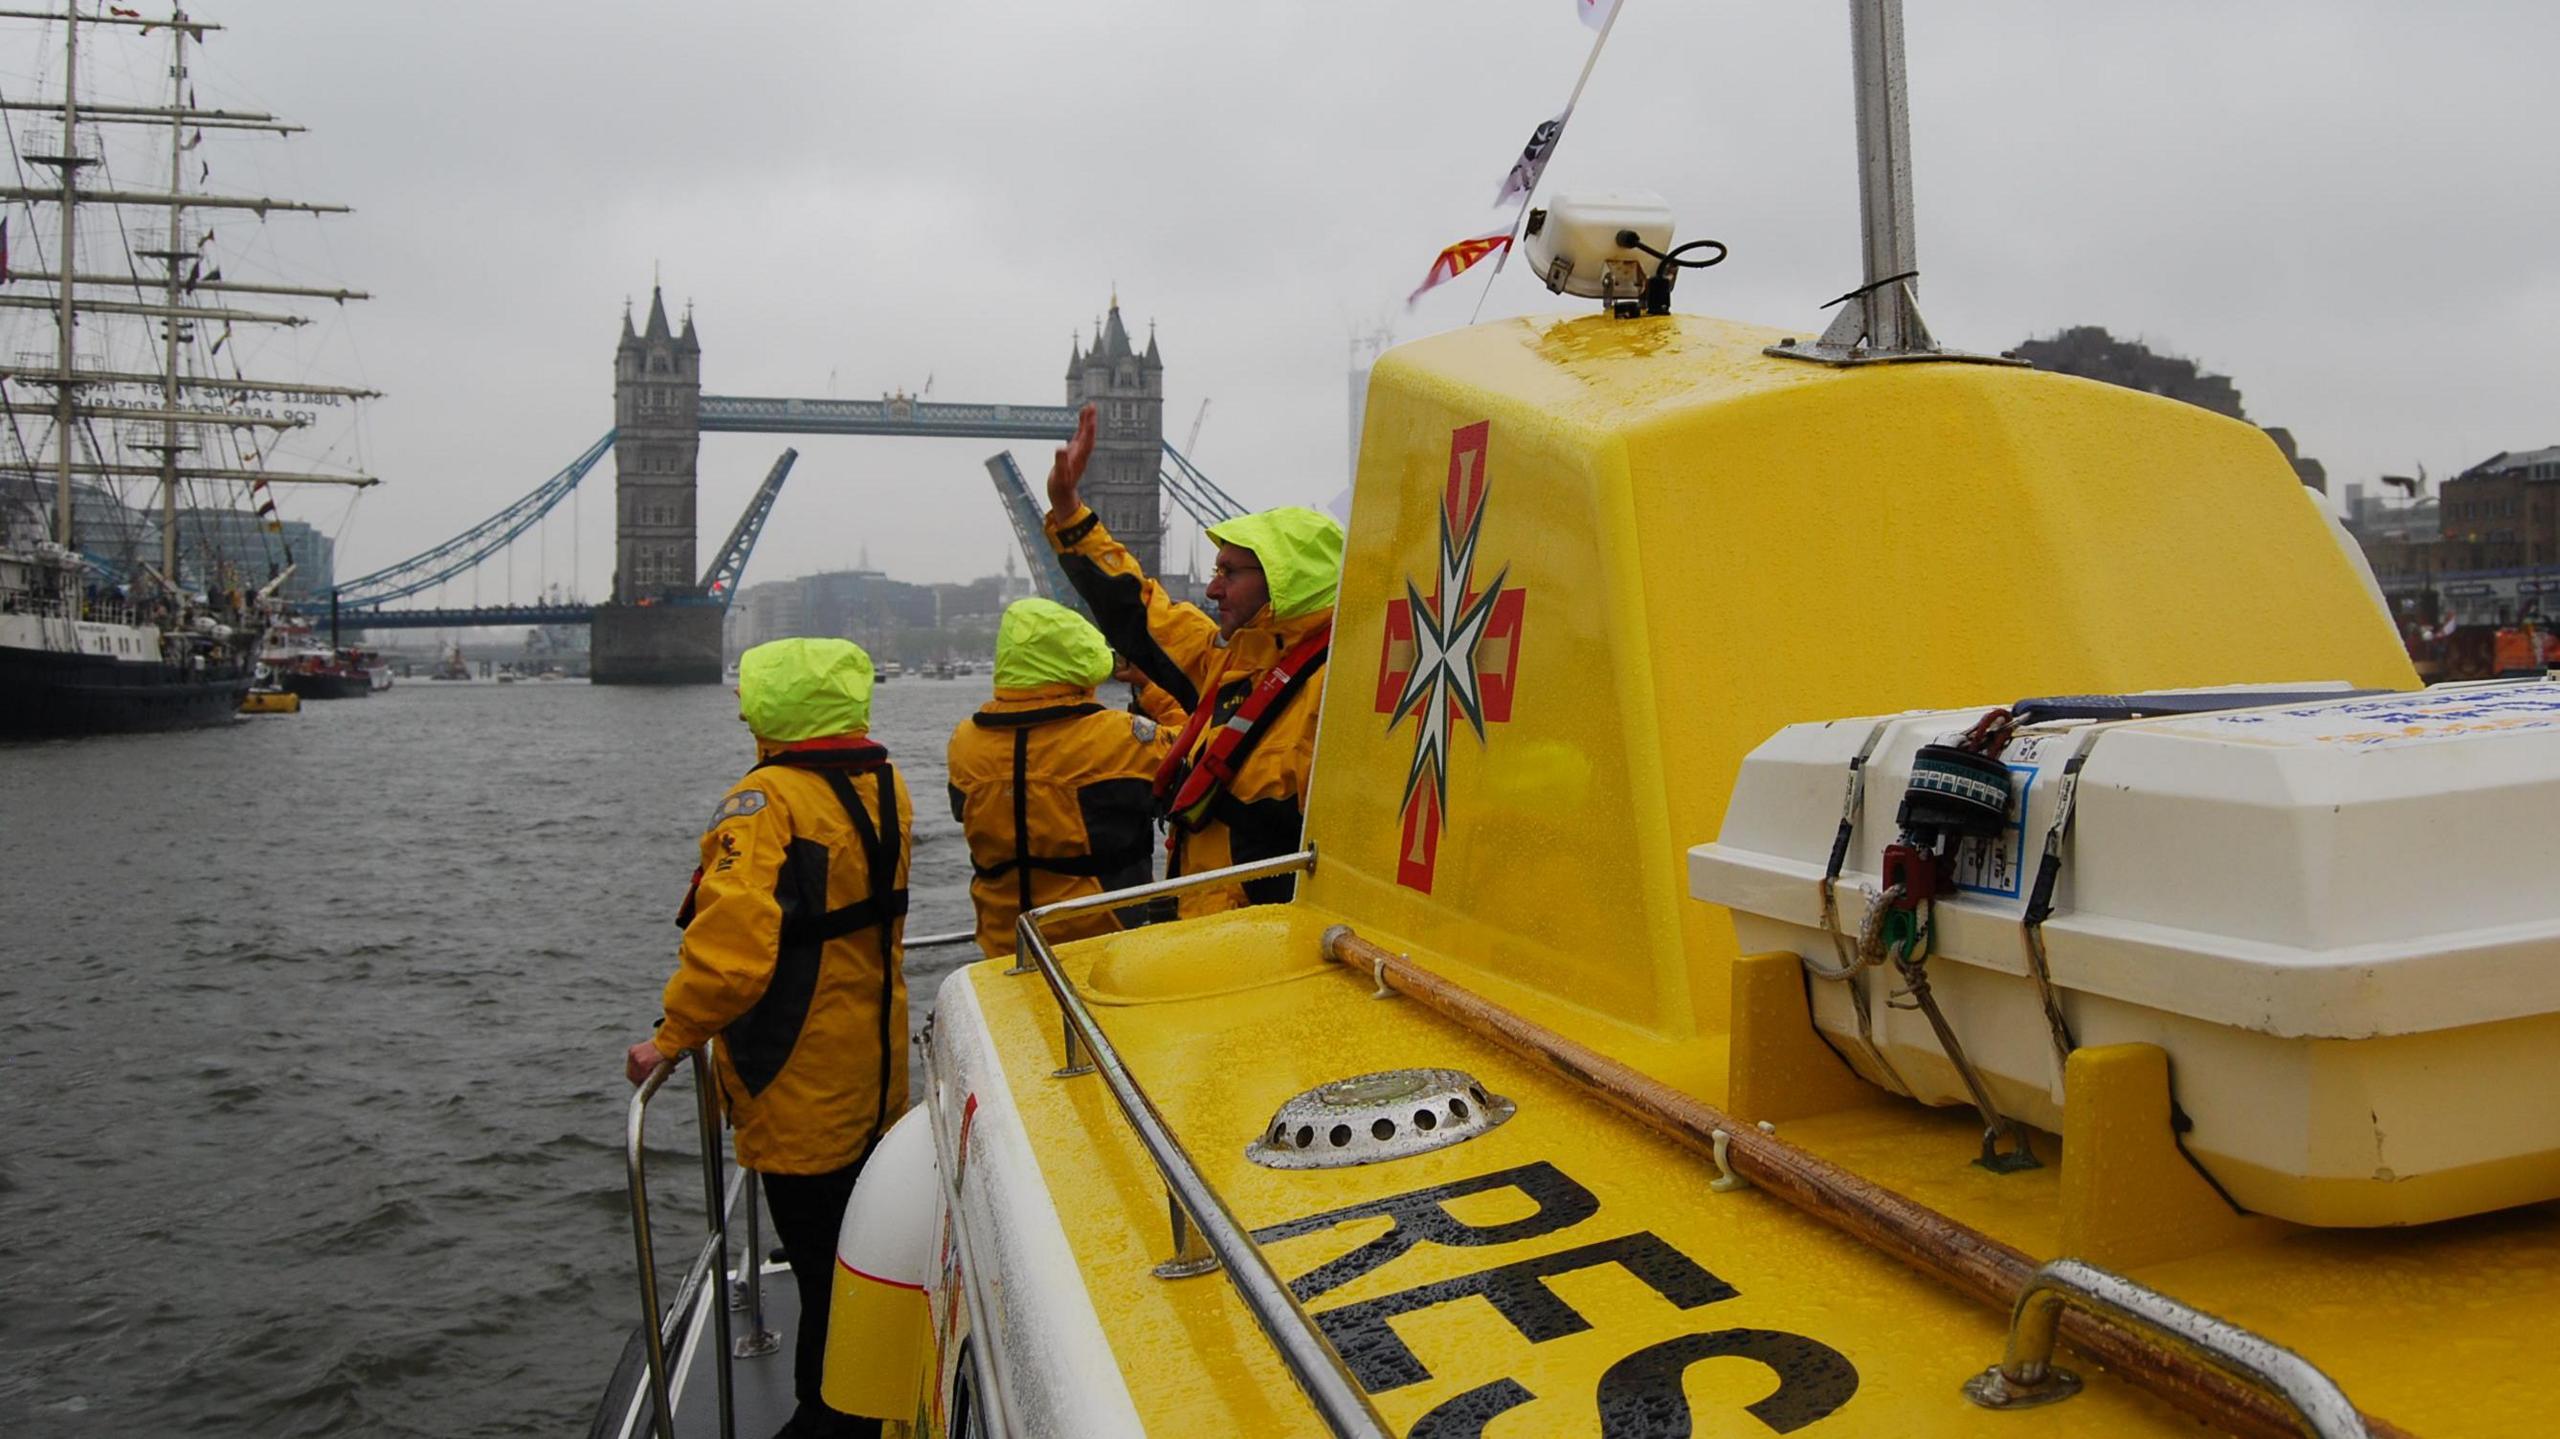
[962,901,2557,1435]
[594,1249,802,1439]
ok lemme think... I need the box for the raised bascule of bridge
[329,287,1246,683]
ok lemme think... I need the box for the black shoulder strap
[816,763,906,1151]
[971,702,1106,730]
[798,765,909,942]
[1011,729,1034,923]
[970,723,1151,883]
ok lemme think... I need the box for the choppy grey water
[0,677,996,1437]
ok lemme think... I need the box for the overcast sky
[17,1,2556,596]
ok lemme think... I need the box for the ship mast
[8,4,381,591]
[157,8,184,580]
[50,3,78,546]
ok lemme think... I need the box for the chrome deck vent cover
[1246,1068,1516,1170]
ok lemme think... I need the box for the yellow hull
[878,315,2549,1436]
[240,689,301,714]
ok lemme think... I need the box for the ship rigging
[0,3,382,736]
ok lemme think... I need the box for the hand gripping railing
[1011,849,1393,1439]
[1963,1257,2369,1437]
[626,1047,739,1439]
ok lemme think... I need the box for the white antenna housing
[1523,192,1674,305]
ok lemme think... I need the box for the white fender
[821,1106,937,1418]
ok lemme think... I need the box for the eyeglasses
[1212,561,1263,582]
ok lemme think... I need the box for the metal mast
[157,8,186,581]
[1771,0,2016,368]
[11,4,377,581]
[1843,0,1924,354]
[50,4,79,545]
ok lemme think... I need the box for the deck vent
[1246,1068,1516,1170]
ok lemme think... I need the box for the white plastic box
[1688,680,2560,1227]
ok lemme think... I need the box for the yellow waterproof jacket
[947,682,1175,957]
[654,740,912,1175]
[1049,506,1331,915]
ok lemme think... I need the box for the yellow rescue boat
[239,688,300,715]
[612,7,2552,1437]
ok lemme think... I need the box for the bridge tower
[593,286,722,683]
[1068,297,1166,576]
[614,287,702,601]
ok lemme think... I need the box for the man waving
[1044,402,1343,914]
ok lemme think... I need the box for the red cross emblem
[1375,421,1527,893]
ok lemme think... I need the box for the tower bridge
[598,287,1171,682]
[332,288,1235,683]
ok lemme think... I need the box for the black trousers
[760,1161,879,1437]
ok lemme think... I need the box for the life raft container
[1690,679,2560,1227]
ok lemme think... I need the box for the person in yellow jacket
[622,637,909,1439]
[1044,402,1344,915]
[948,597,1178,956]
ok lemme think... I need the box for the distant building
[2011,326,2328,492]
[1066,298,1166,576]
[2013,326,2245,419]
[2435,446,2560,574]
[2341,446,2560,625]
[2,476,155,565]
[725,563,1042,665]
[735,578,805,651]
[172,506,334,602]
[2342,483,2442,613]
[3,478,330,599]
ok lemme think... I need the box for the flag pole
[1471,0,1629,323]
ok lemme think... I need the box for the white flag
[1577,0,1617,30]
[1494,110,1570,209]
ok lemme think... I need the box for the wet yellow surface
[938,310,2552,1435]
[967,911,2207,1437]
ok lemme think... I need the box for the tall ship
[0,3,376,739]
[602,7,2557,1438]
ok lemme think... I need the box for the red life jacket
[1152,620,1331,832]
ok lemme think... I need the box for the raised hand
[1047,402,1098,525]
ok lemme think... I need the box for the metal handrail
[622,929,969,1435]
[904,928,980,951]
[1011,848,1394,1439]
[728,1171,779,1359]
[624,1047,739,1439]
[1964,1257,2369,1436]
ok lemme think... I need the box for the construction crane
[1186,397,1212,457]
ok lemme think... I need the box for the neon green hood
[993,597,1113,690]
[1205,506,1346,621]
[737,637,873,741]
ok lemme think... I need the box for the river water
[0,676,1000,1437]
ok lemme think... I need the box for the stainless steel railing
[625,1047,738,1439]
[1963,1257,2369,1436]
[625,924,973,1438]
[1010,848,1393,1439]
